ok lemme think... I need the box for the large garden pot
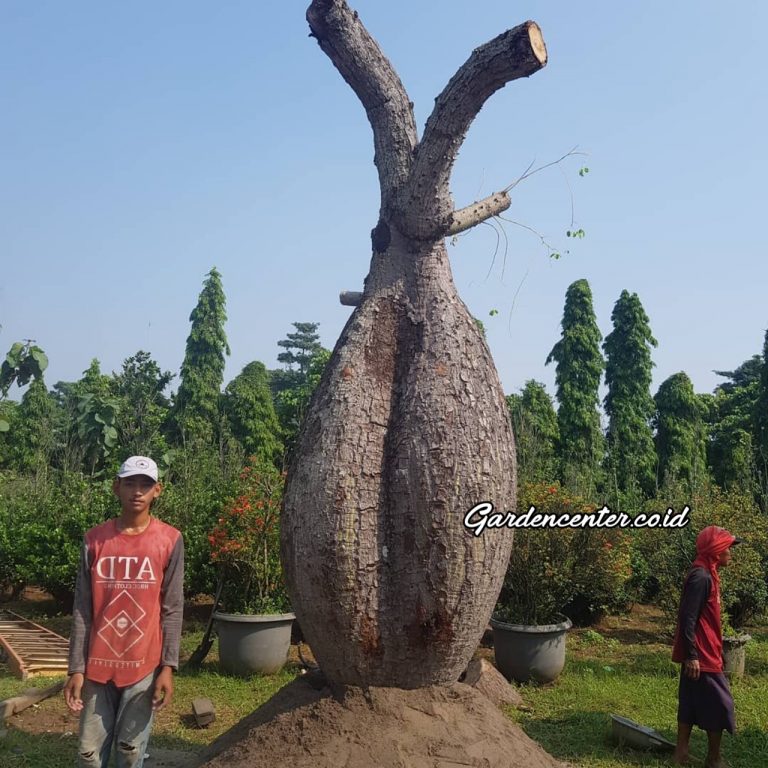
[490,615,572,683]
[213,612,295,676]
[722,634,751,679]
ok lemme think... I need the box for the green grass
[0,621,296,767]
[507,627,768,767]
[2,607,767,767]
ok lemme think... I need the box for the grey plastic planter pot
[722,634,751,679]
[490,615,572,683]
[213,612,295,676]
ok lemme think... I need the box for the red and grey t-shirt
[68,517,184,687]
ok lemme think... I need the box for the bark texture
[282,0,546,688]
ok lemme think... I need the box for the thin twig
[496,214,558,254]
[481,220,501,280]
[558,164,576,229]
[503,146,587,193]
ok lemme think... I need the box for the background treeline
[507,278,768,626]
[0,268,330,602]
[510,278,768,514]
[1,271,766,628]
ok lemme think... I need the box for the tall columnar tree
[755,330,768,510]
[223,361,283,467]
[602,290,658,504]
[10,376,56,474]
[708,356,761,496]
[654,372,708,493]
[546,279,605,495]
[282,1,546,687]
[171,268,230,445]
[506,380,559,486]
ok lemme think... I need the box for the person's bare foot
[672,749,690,765]
[704,760,729,768]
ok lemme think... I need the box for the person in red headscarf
[671,525,742,767]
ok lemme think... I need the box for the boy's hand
[152,666,174,711]
[64,673,85,712]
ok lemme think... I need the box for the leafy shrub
[154,444,242,596]
[208,457,289,614]
[635,487,768,627]
[495,483,633,626]
[0,470,113,606]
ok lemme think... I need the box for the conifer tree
[546,279,605,495]
[11,376,56,473]
[277,322,324,378]
[654,372,708,492]
[223,361,283,466]
[506,380,559,486]
[755,329,768,510]
[171,268,230,444]
[603,290,657,504]
[708,356,761,496]
[271,323,329,451]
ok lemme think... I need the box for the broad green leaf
[5,342,24,367]
[31,348,49,372]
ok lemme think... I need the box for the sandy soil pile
[193,675,566,768]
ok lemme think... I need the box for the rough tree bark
[281,0,547,688]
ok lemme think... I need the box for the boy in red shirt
[64,456,184,768]
[672,525,741,768]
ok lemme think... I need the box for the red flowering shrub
[208,457,290,614]
[494,482,633,625]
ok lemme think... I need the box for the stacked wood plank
[0,610,69,680]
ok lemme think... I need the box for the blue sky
[2,1,767,405]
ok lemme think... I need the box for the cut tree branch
[447,191,511,236]
[401,21,547,239]
[339,290,363,306]
[307,0,418,207]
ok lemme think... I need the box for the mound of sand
[193,675,566,768]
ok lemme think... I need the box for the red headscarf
[691,525,738,596]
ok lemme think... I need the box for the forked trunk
[281,0,547,687]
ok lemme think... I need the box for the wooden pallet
[0,610,69,680]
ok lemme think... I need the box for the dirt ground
[194,677,567,768]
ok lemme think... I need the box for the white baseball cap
[117,456,159,482]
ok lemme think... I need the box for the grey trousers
[77,670,156,768]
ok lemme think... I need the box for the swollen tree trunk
[282,0,547,688]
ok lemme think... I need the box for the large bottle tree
[282,0,547,687]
